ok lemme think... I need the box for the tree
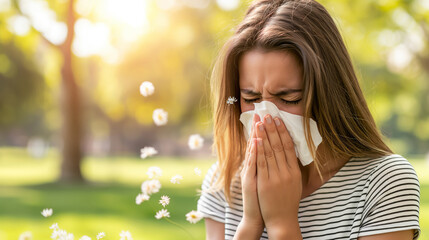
[12,0,83,181]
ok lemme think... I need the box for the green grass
[0,147,214,240]
[0,147,428,239]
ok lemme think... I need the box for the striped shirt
[197,154,420,239]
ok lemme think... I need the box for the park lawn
[0,147,214,240]
[0,147,428,239]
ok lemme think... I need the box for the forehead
[238,49,303,91]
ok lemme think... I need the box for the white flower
[41,208,53,217]
[96,232,105,240]
[146,166,162,178]
[159,195,170,207]
[226,96,238,105]
[136,193,150,205]
[19,231,32,240]
[141,179,161,195]
[170,175,183,184]
[51,230,73,240]
[194,167,201,176]
[51,229,67,239]
[140,147,158,159]
[50,223,59,230]
[119,230,132,240]
[186,210,204,224]
[139,81,155,97]
[65,233,74,240]
[155,209,170,219]
[152,108,168,126]
[79,236,91,240]
[188,134,204,150]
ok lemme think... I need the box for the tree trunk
[60,0,83,182]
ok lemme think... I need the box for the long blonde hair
[210,0,392,203]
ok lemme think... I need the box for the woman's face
[238,49,304,116]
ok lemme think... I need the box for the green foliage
[0,0,427,153]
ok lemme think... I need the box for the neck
[300,141,350,198]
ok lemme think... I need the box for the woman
[197,0,420,239]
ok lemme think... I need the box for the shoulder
[348,154,419,182]
[198,161,227,223]
[358,154,421,238]
[201,161,221,190]
[365,154,419,187]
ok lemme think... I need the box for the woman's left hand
[255,114,303,238]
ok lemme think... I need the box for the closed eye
[243,98,301,105]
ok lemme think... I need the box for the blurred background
[0,0,428,239]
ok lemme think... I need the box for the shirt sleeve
[197,161,226,223]
[359,155,421,239]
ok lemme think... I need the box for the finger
[250,113,260,140]
[246,139,257,178]
[255,137,268,181]
[245,114,259,158]
[263,114,287,172]
[256,121,277,177]
[274,116,299,169]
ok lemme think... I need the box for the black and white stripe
[197,154,420,240]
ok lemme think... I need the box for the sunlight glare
[19,0,67,45]
[7,15,31,36]
[98,0,149,28]
[93,0,150,44]
[216,0,240,11]
[0,0,10,12]
[75,0,96,17]
[72,18,112,57]
[183,0,210,9]
[387,44,412,73]
[156,0,180,10]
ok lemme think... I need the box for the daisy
[119,230,132,240]
[52,230,73,240]
[51,229,67,239]
[155,209,170,219]
[50,223,59,230]
[186,210,204,224]
[141,179,161,195]
[188,134,204,150]
[226,96,238,105]
[152,108,168,126]
[146,166,162,178]
[194,167,201,176]
[139,81,154,97]
[96,232,105,240]
[18,231,32,240]
[140,147,158,159]
[79,236,91,240]
[135,193,150,205]
[170,175,183,184]
[41,208,53,217]
[159,195,170,207]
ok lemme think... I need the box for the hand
[239,113,264,233]
[255,114,302,238]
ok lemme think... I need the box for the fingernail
[258,124,264,131]
[274,118,281,126]
[265,115,272,124]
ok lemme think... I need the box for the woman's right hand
[237,114,264,237]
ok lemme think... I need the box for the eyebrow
[240,88,302,96]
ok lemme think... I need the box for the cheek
[240,99,254,113]
[278,103,304,116]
